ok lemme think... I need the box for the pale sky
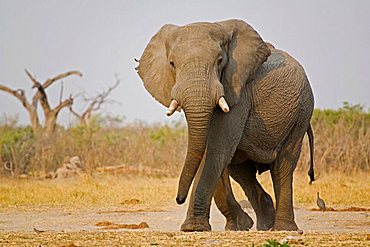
[0,0,369,126]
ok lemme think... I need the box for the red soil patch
[120,199,140,205]
[95,221,149,230]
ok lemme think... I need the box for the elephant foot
[256,192,275,231]
[271,219,299,231]
[225,211,254,231]
[256,208,275,230]
[257,217,274,231]
[180,216,211,232]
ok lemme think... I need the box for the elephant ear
[217,19,271,105]
[136,24,178,107]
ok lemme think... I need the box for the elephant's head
[136,19,270,204]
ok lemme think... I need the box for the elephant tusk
[218,97,230,113]
[166,99,178,116]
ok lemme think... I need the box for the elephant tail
[307,124,315,184]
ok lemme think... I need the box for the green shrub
[0,122,35,175]
[260,239,290,247]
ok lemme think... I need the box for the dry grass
[232,171,370,208]
[0,108,369,247]
[33,123,186,177]
[1,231,369,247]
[0,172,368,210]
[292,172,370,207]
[0,108,369,210]
[1,108,369,177]
[297,108,370,174]
[0,173,368,246]
[0,175,177,210]
[0,120,188,177]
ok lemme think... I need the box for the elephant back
[239,48,312,162]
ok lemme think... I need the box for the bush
[298,104,369,174]
[0,104,369,177]
[0,121,35,175]
[260,239,291,247]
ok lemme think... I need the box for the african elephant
[136,19,315,231]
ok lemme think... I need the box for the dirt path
[0,203,369,233]
[0,205,369,246]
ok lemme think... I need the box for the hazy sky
[1,1,369,125]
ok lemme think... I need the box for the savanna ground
[0,106,369,246]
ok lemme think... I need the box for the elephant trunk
[171,66,216,203]
[176,99,212,204]
[172,62,227,204]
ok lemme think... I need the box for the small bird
[316,192,326,211]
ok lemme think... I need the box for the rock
[50,156,84,179]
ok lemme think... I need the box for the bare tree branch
[85,79,120,112]
[1,69,82,136]
[69,79,120,126]
[69,104,91,126]
[25,69,43,107]
[24,69,39,87]
[69,105,82,119]
[43,70,83,89]
[32,80,73,120]
[0,84,31,110]
[53,95,73,115]
[31,81,51,114]
[59,81,64,104]
[0,83,40,131]
[25,69,82,106]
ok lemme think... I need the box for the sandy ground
[0,204,369,246]
[0,203,369,232]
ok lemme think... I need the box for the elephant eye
[170,61,175,68]
[217,56,223,65]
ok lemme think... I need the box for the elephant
[136,19,315,231]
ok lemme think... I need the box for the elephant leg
[213,168,254,231]
[228,161,275,230]
[181,151,253,231]
[270,136,303,231]
[181,153,212,231]
[184,98,250,231]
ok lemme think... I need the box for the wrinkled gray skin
[137,19,314,231]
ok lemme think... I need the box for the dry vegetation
[0,106,368,204]
[297,105,370,174]
[0,106,369,246]
[0,104,370,207]
[0,105,369,208]
[0,172,368,210]
[0,116,187,177]
[0,172,369,246]
[1,105,369,177]
[0,175,177,210]
[1,231,369,247]
[233,171,370,207]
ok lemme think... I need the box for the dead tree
[69,79,120,127]
[0,70,82,135]
[0,84,40,132]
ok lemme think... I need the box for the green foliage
[342,101,365,112]
[260,239,291,247]
[0,122,35,175]
[312,102,370,127]
[89,113,125,129]
[149,124,186,145]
